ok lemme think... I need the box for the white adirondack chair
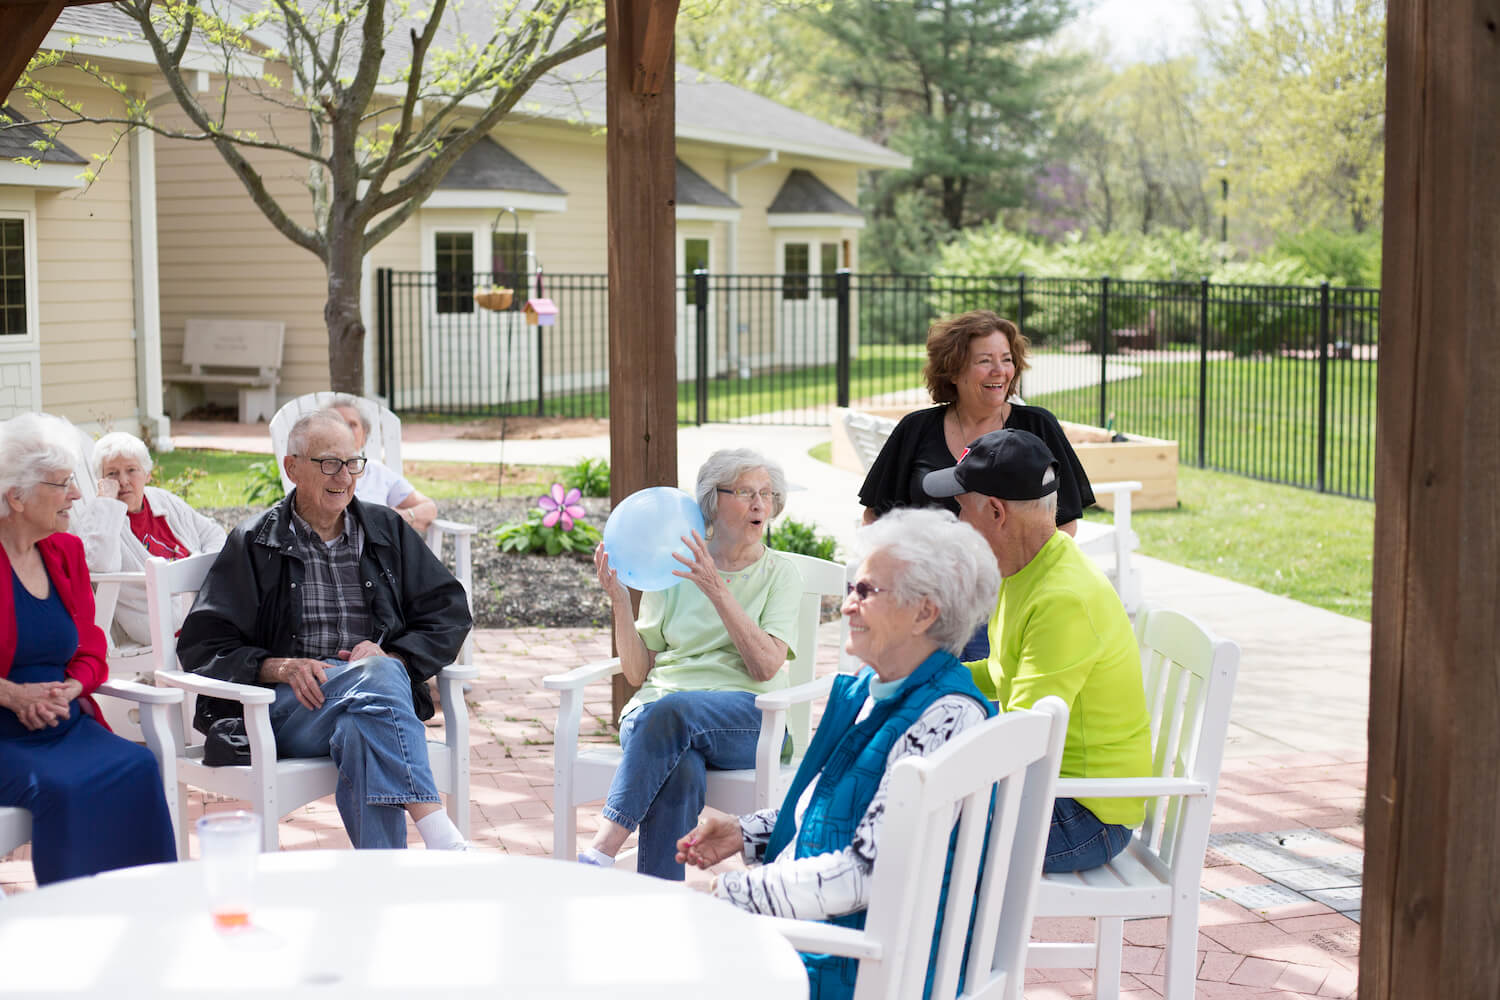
[1027,604,1241,1000]
[545,552,849,865]
[839,408,1144,612]
[268,392,477,665]
[765,697,1070,1000]
[0,678,185,893]
[147,552,476,855]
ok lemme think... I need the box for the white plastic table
[0,851,809,999]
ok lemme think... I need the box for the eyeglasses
[845,580,887,602]
[39,474,78,490]
[295,455,368,476]
[717,487,782,503]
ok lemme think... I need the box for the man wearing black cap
[924,429,1151,873]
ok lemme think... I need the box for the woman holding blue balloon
[580,449,803,879]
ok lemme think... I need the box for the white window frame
[0,192,45,412]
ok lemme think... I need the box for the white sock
[578,846,613,866]
[415,809,466,850]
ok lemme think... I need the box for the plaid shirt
[289,507,373,659]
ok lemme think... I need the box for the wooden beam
[606,0,679,720]
[632,0,680,97]
[1363,2,1500,996]
[0,0,65,101]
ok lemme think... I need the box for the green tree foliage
[805,0,1079,231]
[1204,0,1386,235]
[16,0,604,392]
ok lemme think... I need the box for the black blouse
[857,404,1096,525]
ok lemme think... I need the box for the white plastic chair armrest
[754,674,836,713]
[431,518,478,537]
[764,915,883,961]
[543,657,624,691]
[1054,776,1209,799]
[436,663,478,682]
[1090,480,1142,497]
[95,679,184,705]
[154,669,276,705]
[91,571,146,584]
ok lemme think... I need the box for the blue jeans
[269,657,439,849]
[1044,796,1133,873]
[603,690,762,880]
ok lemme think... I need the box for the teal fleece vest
[766,649,993,1000]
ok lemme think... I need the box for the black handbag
[202,717,253,767]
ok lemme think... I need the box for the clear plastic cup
[197,811,262,931]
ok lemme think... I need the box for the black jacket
[178,492,472,733]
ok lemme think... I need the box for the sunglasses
[845,581,887,602]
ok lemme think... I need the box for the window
[820,242,839,300]
[0,219,26,336]
[434,232,475,314]
[683,238,709,306]
[491,231,529,312]
[782,242,809,301]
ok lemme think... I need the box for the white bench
[840,408,1144,612]
[165,319,285,423]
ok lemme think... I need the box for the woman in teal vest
[678,507,1001,1000]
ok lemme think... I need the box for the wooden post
[1363,2,1500,995]
[605,0,680,721]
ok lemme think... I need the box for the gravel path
[204,497,612,630]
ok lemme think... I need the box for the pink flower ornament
[538,483,587,531]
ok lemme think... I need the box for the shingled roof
[767,169,861,216]
[0,107,87,165]
[433,137,565,195]
[676,160,738,208]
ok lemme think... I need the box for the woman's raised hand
[671,530,725,599]
[675,814,744,869]
[593,542,629,603]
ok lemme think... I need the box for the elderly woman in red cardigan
[0,413,175,885]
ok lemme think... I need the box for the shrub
[494,483,602,555]
[161,463,210,505]
[766,517,838,562]
[562,456,610,498]
[243,459,284,506]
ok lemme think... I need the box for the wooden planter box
[831,406,1179,511]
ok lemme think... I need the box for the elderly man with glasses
[178,409,472,850]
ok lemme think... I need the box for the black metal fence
[375,269,1380,499]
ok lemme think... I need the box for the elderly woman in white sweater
[72,432,226,646]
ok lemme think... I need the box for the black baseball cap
[922,429,1059,501]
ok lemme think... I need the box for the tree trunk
[324,232,364,393]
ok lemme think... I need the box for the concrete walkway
[9,417,1370,998]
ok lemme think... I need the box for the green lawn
[1028,354,1378,499]
[1084,466,1374,621]
[152,450,570,507]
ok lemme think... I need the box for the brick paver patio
[1,624,1363,998]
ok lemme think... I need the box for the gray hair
[1006,466,1059,521]
[850,507,1000,655]
[92,431,153,478]
[328,394,372,437]
[0,412,81,518]
[695,448,788,524]
[288,409,353,455]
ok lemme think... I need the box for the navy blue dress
[0,568,176,885]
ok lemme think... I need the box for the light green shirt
[624,547,803,719]
[965,531,1152,827]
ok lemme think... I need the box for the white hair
[92,431,153,478]
[1006,466,1059,521]
[694,448,788,524]
[850,507,1000,655]
[0,412,81,518]
[328,394,372,437]
[288,410,351,455]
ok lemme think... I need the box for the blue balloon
[602,487,706,592]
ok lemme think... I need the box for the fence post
[1017,273,1027,335]
[1098,276,1110,428]
[1198,278,1209,469]
[694,269,709,425]
[1316,281,1331,493]
[376,268,390,402]
[534,322,546,417]
[836,269,852,408]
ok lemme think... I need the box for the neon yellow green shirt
[965,531,1151,827]
[624,547,802,719]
